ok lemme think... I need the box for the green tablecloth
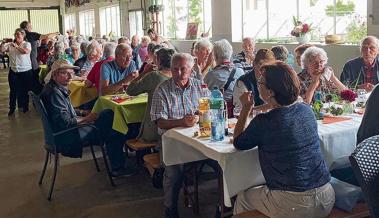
[91,94,148,134]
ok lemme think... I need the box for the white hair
[103,42,117,58]
[115,43,132,56]
[301,46,328,69]
[70,42,80,50]
[213,39,233,64]
[86,40,101,56]
[171,53,194,69]
[194,39,213,53]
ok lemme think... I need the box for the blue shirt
[234,102,330,192]
[101,60,137,85]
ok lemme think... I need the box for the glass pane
[136,11,144,37]
[203,0,212,37]
[243,0,268,40]
[129,11,137,37]
[175,0,188,39]
[0,10,28,39]
[268,0,297,40]
[231,0,243,41]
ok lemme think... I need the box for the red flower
[302,24,309,33]
[340,89,357,102]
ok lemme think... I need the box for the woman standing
[3,28,33,115]
[233,61,335,218]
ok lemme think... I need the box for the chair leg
[39,150,49,185]
[100,145,115,187]
[90,145,100,172]
[47,153,59,201]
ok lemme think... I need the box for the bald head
[242,37,255,55]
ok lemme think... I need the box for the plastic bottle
[198,84,211,137]
[210,87,225,141]
[287,52,296,69]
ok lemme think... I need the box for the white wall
[0,0,60,8]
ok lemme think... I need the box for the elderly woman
[233,61,335,218]
[192,39,214,80]
[66,42,81,64]
[127,48,175,143]
[1,28,32,115]
[271,45,289,62]
[204,39,244,109]
[75,40,102,80]
[299,47,346,104]
[233,49,276,114]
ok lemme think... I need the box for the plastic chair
[31,93,115,201]
[350,135,379,218]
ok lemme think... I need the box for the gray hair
[54,41,65,55]
[194,39,213,53]
[115,43,132,57]
[301,46,328,69]
[271,45,289,62]
[86,40,101,56]
[103,42,117,58]
[213,39,233,64]
[360,36,379,50]
[171,53,195,69]
[80,41,90,55]
[14,28,26,36]
[71,42,80,50]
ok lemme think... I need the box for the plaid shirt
[233,51,253,73]
[364,60,378,85]
[150,77,203,135]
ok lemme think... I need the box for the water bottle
[210,87,225,141]
[314,90,323,102]
[198,84,211,137]
[287,52,296,69]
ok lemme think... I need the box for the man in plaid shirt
[341,36,379,92]
[150,53,203,218]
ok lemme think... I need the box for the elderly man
[100,43,139,96]
[341,36,379,92]
[233,37,255,73]
[40,59,135,177]
[150,53,202,218]
[204,39,244,116]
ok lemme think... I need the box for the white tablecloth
[162,114,362,207]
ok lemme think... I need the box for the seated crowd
[2,20,379,218]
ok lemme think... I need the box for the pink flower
[302,24,309,33]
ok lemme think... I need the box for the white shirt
[8,41,32,72]
[232,80,248,113]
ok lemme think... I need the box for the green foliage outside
[346,17,367,44]
[325,0,355,17]
[188,0,202,24]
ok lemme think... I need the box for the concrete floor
[0,68,219,218]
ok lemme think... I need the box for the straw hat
[325,35,344,44]
[44,59,79,83]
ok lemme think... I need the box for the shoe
[165,207,179,218]
[111,167,137,177]
[8,109,15,116]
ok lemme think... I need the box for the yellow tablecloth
[91,94,147,134]
[68,81,98,107]
[39,65,48,84]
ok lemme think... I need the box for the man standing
[100,43,139,96]
[150,53,203,218]
[233,37,255,73]
[341,36,379,92]
[20,21,58,93]
[40,59,135,176]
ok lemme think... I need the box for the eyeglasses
[58,71,73,76]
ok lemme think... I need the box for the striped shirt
[150,77,203,135]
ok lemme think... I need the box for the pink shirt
[138,46,148,62]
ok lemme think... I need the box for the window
[30,9,60,34]
[64,13,76,34]
[233,0,367,44]
[129,10,144,37]
[0,10,28,39]
[100,5,121,38]
[161,0,212,39]
[79,10,95,37]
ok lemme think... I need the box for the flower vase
[296,33,311,44]
[342,101,354,114]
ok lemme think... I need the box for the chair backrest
[349,135,379,218]
[30,92,56,147]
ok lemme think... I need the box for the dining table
[91,93,148,134]
[162,113,363,208]
[68,81,98,107]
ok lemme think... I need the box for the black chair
[350,135,379,218]
[31,93,115,201]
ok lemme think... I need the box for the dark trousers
[8,69,33,110]
[77,110,140,171]
[31,68,43,94]
[164,164,186,209]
